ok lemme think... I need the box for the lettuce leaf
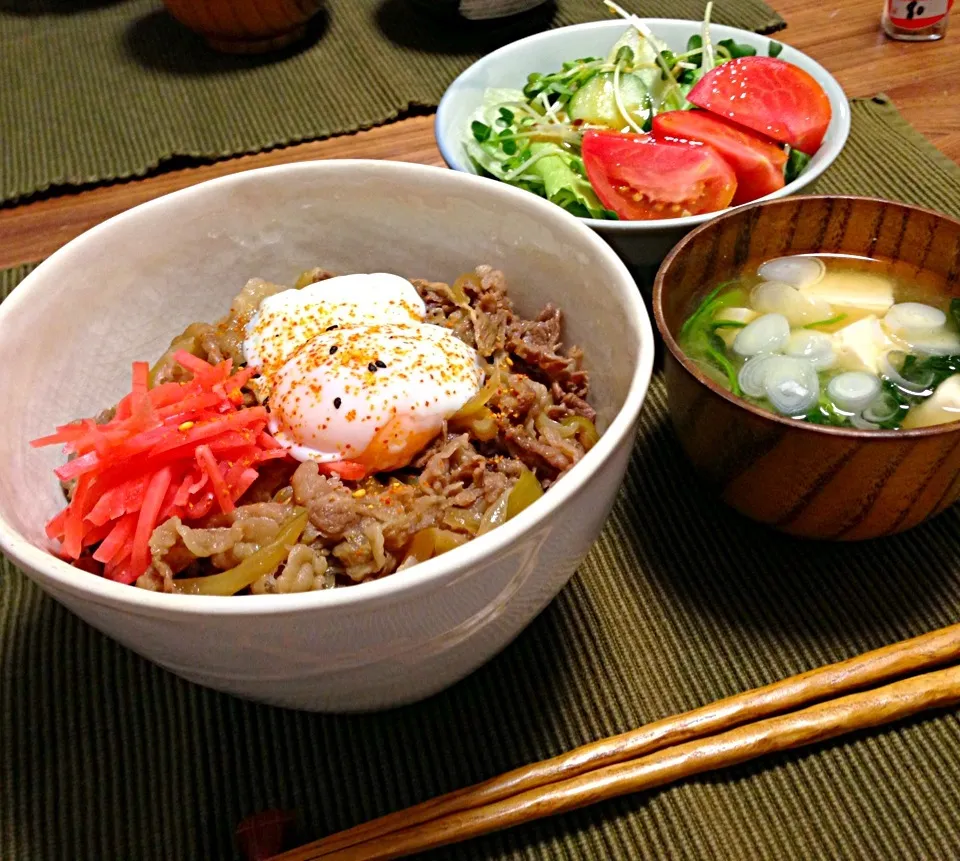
[524,142,608,219]
[463,89,612,220]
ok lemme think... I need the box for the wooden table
[0,0,956,271]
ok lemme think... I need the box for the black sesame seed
[368,362,378,373]
[333,397,342,409]
[329,345,338,355]
[375,359,387,369]
[326,325,339,331]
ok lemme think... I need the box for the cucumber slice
[567,72,651,130]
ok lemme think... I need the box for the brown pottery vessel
[162,0,324,53]
[654,195,960,540]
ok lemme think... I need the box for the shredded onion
[477,489,511,535]
[454,366,501,418]
[534,412,580,460]
[443,508,482,535]
[535,412,578,439]
[451,273,481,307]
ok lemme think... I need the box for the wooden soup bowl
[653,196,960,540]
[162,0,324,54]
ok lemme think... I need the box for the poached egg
[242,273,483,474]
[243,273,427,382]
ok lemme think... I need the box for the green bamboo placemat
[810,96,960,216]
[3,97,960,861]
[0,0,783,205]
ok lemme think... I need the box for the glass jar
[882,0,952,40]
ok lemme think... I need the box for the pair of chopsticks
[272,623,960,861]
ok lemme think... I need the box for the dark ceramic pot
[162,0,324,54]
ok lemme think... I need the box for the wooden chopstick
[281,663,960,861]
[274,622,960,860]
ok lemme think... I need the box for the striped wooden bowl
[653,195,960,541]
[162,0,324,54]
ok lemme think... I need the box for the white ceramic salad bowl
[0,160,654,713]
[436,18,851,272]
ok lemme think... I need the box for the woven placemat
[3,97,960,861]
[0,0,784,205]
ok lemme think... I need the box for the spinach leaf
[706,333,742,395]
[804,313,847,329]
[768,40,784,58]
[900,353,960,391]
[804,396,849,427]
[678,284,726,342]
[678,283,748,395]
[951,298,960,332]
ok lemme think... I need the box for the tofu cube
[903,374,960,429]
[832,315,894,374]
[800,271,894,314]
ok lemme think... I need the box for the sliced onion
[850,415,881,431]
[785,330,836,369]
[738,354,776,397]
[477,488,511,535]
[878,350,934,396]
[884,302,946,333]
[862,391,901,424]
[750,282,794,316]
[733,313,790,357]
[751,280,834,326]
[827,371,882,412]
[896,328,960,357]
[762,356,820,416]
[715,307,758,346]
[757,255,825,289]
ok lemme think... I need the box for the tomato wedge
[581,130,737,220]
[687,57,831,155]
[653,110,787,205]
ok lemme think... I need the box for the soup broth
[678,254,960,430]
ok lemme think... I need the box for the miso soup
[678,254,960,430]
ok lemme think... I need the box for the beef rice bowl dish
[34,266,600,596]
